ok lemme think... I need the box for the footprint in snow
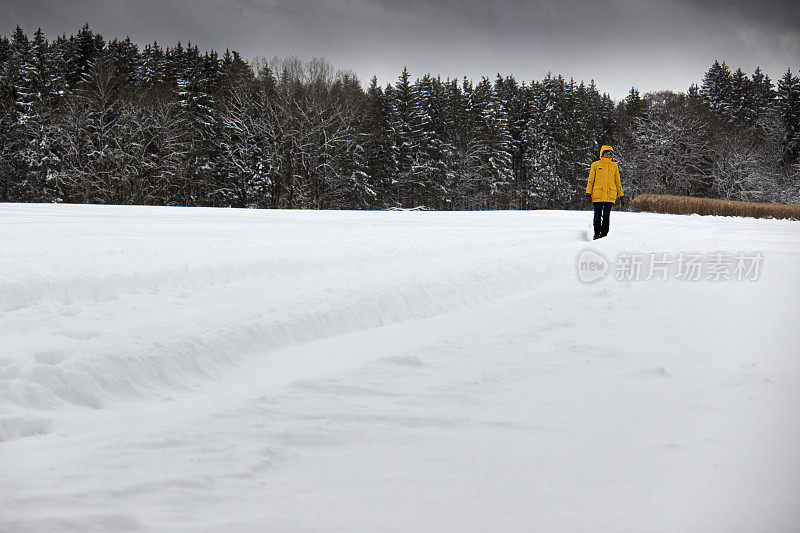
[33,350,71,365]
[380,355,426,367]
[58,329,100,340]
[630,366,671,378]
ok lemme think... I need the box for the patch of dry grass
[631,194,800,221]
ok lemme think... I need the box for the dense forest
[1,25,798,210]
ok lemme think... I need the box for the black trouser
[593,202,612,239]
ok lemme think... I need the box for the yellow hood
[599,145,614,158]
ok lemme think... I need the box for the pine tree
[171,42,217,204]
[362,76,398,207]
[66,24,104,87]
[470,77,512,208]
[7,26,30,119]
[442,77,478,209]
[0,33,21,200]
[1,27,35,200]
[623,87,646,118]
[410,73,448,208]
[726,67,755,123]
[139,42,166,85]
[750,67,774,123]
[16,29,66,201]
[775,69,800,165]
[327,70,374,209]
[700,61,732,115]
[215,74,270,207]
[389,67,428,206]
[493,75,530,209]
[0,35,9,71]
[106,37,140,88]
[524,78,562,208]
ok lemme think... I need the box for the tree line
[1,25,798,210]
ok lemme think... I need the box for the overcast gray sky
[2,0,798,100]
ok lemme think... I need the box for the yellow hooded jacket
[586,145,624,203]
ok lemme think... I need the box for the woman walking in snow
[585,145,625,239]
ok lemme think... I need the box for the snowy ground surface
[2,204,800,532]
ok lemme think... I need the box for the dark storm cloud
[676,0,800,32]
[2,0,798,99]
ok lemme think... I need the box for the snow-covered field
[1,203,799,532]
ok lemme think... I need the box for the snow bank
[1,204,578,441]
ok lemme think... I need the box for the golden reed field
[631,194,800,221]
